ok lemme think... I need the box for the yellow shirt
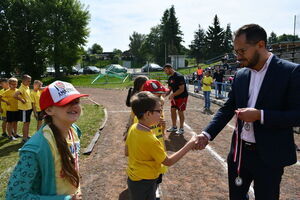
[202,76,213,91]
[151,111,168,174]
[17,83,32,110]
[126,123,167,181]
[0,89,18,111]
[43,125,81,195]
[0,89,8,117]
[31,90,41,112]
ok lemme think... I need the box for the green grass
[42,74,133,89]
[0,103,104,198]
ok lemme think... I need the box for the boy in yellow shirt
[0,78,9,137]
[201,70,214,114]
[14,74,32,143]
[125,91,196,200]
[31,80,43,130]
[0,78,19,140]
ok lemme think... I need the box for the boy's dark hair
[125,75,148,107]
[235,24,267,47]
[130,91,160,119]
[163,63,172,68]
[0,78,8,83]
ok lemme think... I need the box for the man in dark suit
[195,24,300,200]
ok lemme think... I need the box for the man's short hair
[235,24,267,47]
[163,63,173,68]
[130,91,160,119]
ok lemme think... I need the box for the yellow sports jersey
[151,111,168,174]
[31,90,41,112]
[0,89,8,117]
[0,89,18,111]
[202,76,213,91]
[43,125,81,195]
[17,83,32,110]
[126,123,167,181]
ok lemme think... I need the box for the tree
[223,24,233,53]
[205,15,225,59]
[88,43,103,54]
[160,5,184,61]
[7,0,47,79]
[268,31,278,44]
[42,0,90,77]
[0,0,14,77]
[277,34,299,42]
[189,25,206,64]
[143,25,164,64]
[129,31,146,67]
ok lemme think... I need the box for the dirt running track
[78,88,300,200]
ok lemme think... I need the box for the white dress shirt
[202,53,274,142]
[241,53,273,143]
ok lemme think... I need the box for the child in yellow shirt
[0,78,9,137]
[31,80,43,130]
[201,70,214,114]
[0,78,19,140]
[125,91,196,200]
[14,74,32,143]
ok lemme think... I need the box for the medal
[244,122,250,131]
[235,176,243,186]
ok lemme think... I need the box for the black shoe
[13,134,22,138]
[2,133,8,138]
[22,138,29,143]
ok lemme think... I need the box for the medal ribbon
[233,112,243,178]
[138,123,151,132]
[69,129,79,172]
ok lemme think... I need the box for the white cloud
[81,0,300,51]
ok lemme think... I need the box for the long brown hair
[44,113,80,187]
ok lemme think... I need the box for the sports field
[78,88,300,200]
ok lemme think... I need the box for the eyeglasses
[234,47,251,56]
[150,109,162,114]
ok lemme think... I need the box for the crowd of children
[0,75,43,143]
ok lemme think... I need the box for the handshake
[187,133,209,150]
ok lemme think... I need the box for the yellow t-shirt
[126,123,167,181]
[43,125,81,195]
[0,89,18,111]
[202,76,213,91]
[31,90,41,112]
[17,83,32,110]
[0,89,8,117]
[151,111,168,174]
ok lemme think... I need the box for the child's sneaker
[176,128,184,135]
[9,136,17,141]
[13,134,22,138]
[166,126,177,132]
[2,133,8,138]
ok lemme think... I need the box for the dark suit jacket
[204,56,300,167]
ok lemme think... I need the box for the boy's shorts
[6,111,19,122]
[19,109,33,122]
[171,97,188,111]
[127,177,157,200]
[36,111,44,121]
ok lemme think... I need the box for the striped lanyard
[233,112,243,186]
[68,129,79,172]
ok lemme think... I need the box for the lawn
[0,103,104,198]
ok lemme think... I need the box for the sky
[81,0,300,52]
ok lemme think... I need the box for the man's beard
[239,51,260,69]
